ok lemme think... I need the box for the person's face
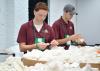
[64,11,74,20]
[34,9,48,22]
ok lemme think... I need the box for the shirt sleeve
[17,24,27,43]
[52,23,60,39]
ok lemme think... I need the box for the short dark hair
[34,2,48,11]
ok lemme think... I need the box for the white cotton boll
[92,68,99,71]
[50,46,58,49]
[57,46,65,50]
[30,69,39,71]
[64,63,71,68]
[47,61,64,71]
[78,47,99,63]
[31,63,48,71]
[80,38,84,42]
[50,46,64,51]
[95,46,100,50]
[23,49,43,60]
[66,48,82,63]
[31,49,42,53]
[69,45,79,50]
[31,49,43,56]
[12,62,24,71]
[41,50,53,61]
[23,52,32,58]
[0,57,26,71]
[70,62,80,68]
[42,47,66,61]
[84,46,92,48]
[24,66,34,71]
[84,46,97,52]
[64,64,81,71]
[38,57,48,61]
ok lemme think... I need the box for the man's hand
[50,39,59,47]
[70,34,86,46]
[69,34,82,41]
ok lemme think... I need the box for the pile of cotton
[23,46,100,63]
[0,56,29,71]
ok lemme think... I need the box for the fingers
[70,34,83,41]
[70,34,86,46]
[50,40,59,47]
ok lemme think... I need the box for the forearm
[56,38,71,45]
[19,43,36,52]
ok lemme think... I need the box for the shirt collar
[60,16,69,25]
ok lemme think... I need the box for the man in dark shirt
[17,2,58,52]
[52,4,85,49]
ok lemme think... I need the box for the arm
[19,43,36,52]
[52,22,71,45]
[52,21,78,45]
[56,38,70,45]
[56,34,82,45]
[17,24,36,52]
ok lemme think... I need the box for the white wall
[6,0,15,48]
[76,0,100,45]
[0,0,14,48]
[14,0,28,45]
[0,0,28,48]
[0,0,28,62]
[0,0,14,62]
[0,0,7,48]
